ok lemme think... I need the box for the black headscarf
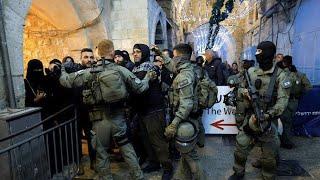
[133,44,150,66]
[26,59,45,86]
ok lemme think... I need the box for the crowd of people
[24,39,312,180]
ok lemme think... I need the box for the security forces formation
[58,39,311,180]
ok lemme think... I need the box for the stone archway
[23,0,109,72]
[0,0,110,109]
[191,23,237,63]
[155,21,165,50]
[150,6,168,49]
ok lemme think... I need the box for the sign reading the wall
[202,86,238,134]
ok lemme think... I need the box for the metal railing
[0,105,80,180]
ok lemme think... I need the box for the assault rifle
[244,70,270,132]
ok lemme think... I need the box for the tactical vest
[248,67,281,112]
[193,65,218,109]
[169,67,198,115]
[82,62,128,105]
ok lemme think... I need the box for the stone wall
[23,13,73,70]
[1,0,33,109]
[109,0,149,52]
[0,42,6,110]
[242,0,297,56]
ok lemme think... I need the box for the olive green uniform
[164,56,205,180]
[193,64,207,147]
[59,61,150,180]
[280,69,312,143]
[232,64,290,180]
[227,74,251,128]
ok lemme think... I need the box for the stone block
[12,75,25,108]
[6,41,24,76]
[112,0,122,11]
[121,39,135,50]
[3,6,25,42]
[111,30,123,40]
[113,39,123,50]
[3,0,32,19]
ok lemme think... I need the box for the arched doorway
[23,0,108,74]
[191,23,237,64]
[155,21,165,50]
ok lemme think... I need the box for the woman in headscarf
[24,59,46,107]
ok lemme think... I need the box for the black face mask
[276,62,285,69]
[255,53,273,70]
[256,41,276,71]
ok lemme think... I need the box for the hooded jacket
[131,44,164,114]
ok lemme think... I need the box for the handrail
[0,117,76,154]
[0,104,75,142]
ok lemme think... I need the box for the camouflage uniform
[193,64,207,147]
[227,74,251,128]
[59,60,150,180]
[163,55,206,180]
[280,68,312,144]
[232,63,291,180]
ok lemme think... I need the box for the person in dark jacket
[43,59,75,176]
[204,49,229,85]
[24,59,47,108]
[230,62,239,75]
[62,48,97,174]
[122,50,135,71]
[114,50,135,71]
[131,44,173,179]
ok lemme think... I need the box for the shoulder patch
[75,69,86,76]
[177,78,191,89]
[281,79,292,89]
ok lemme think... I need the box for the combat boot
[142,162,161,173]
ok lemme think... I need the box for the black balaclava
[276,61,285,69]
[255,41,276,71]
[26,59,44,85]
[133,44,150,66]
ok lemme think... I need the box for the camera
[223,90,237,107]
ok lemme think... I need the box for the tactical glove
[164,123,177,139]
[164,118,180,138]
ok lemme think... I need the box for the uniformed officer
[192,56,208,148]
[60,39,155,180]
[279,55,312,149]
[161,44,206,180]
[229,41,291,180]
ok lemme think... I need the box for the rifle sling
[265,66,279,106]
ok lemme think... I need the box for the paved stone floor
[74,135,320,180]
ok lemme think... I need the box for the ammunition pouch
[88,107,103,122]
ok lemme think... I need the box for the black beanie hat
[114,50,124,57]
